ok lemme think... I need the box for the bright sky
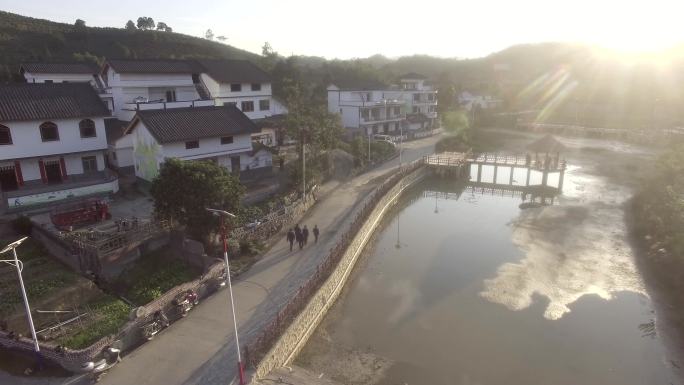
[1,0,683,59]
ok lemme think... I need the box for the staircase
[194,81,212,100]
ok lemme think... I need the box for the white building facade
[327,85,405,138]
[0,83,117,211]
[122,105,272,183]
[328,73,439,138]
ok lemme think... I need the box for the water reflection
[479,164,646,320]
[297,173,677,385]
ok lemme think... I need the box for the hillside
[0,11,258,82]
[2,10,683,129]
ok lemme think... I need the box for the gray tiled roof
[0,83,110,122]
[329,78,388,91]
[21,62,99,74]
[103,59,203,74]
[197,60,271,83]
[400,72,428,80]
[104,118,129,144]
[128,105,258,144]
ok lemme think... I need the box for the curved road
[0,134,440,385]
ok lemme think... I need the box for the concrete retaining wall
[253,166,428,379]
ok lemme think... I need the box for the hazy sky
[1,0,682,59]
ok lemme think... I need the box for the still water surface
[298,164,678,384]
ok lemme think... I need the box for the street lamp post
[1,237,40,356]
[368,131,371,165]
[205,209,244,385]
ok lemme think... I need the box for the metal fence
[242,159,424,368]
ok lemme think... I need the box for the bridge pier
[525,167,531,186]
[509,167,515,185]
[476,164,482,183]
[493,166,498,184]
[558,167,565,191]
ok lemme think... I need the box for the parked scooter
[142,310,169,340]
[173,289,199,317]
[79,343,121,382]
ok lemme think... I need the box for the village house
[458,90,502,111]
[120,105,272,183]
[100,59,214,121]
[385,73,439,130]
[20,62,114,112]
[0,83,117,212]
[327,80,405,138]
[328,73,439,138]
[196,59,288,120]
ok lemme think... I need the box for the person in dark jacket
[294,224,303,249]
[313,225,320,243]
[286,228,295,251]
[302,225,309,245]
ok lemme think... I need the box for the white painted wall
[23,72,96,86]
[130,120,256,181]
[0,117,108,161]
[162,133,252,160]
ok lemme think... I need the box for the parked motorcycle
[142,310,169,340]
[173,290,199,317]
[79,342,122,382]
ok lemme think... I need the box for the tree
[217,35,227,42]
[125,20,136,30]
[137,17,155,30]
[260,41,279,71]
[282,78,344,188]
[150,159,244,243]
[205,29,214,40]
[74,19,86,29]
[156,22,168,31]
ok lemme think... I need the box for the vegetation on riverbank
[629,144,684,341]
[115,247,200,305]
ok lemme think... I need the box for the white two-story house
[0,83,118,211]
[121,105,272,183]
[327,80,405,138]
[101,59,214,121]
[385,73,439,130]
[197,59,288,120]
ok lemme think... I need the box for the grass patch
[0,238,79,318]
[58,295,131,349]
[116,247,200,305]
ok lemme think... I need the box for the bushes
[11,215,32,236]
[59,296,131,349]
[116,248,199,305]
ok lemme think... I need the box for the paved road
[0,134,440,385]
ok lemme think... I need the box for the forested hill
[0,11,258,82]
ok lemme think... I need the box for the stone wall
[252,165,428,379]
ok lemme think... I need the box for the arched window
[79,119,96,138]
[0,124,11,145]
[39,122,59,142]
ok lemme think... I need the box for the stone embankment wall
[253,166,428,379]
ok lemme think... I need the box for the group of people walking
[286,224,320,251]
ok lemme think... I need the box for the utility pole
[301,131,306,202]
[368,131,371,165]
[1,238,40,357]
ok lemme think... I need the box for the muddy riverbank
[296,129,681,385]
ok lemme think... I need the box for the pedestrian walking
[287,228,295,251]
[294,224,303,249]
[313,225,320,243]
[302,225,309,245]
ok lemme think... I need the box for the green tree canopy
[74,19,86,29]
[136,17,155,30]
[150,159,244,243]
[205,29,214,40]
[125,20,136,30]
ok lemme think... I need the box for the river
[296,132,681,385]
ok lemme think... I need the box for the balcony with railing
[123,99,215,112]
[360,113,405,124]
